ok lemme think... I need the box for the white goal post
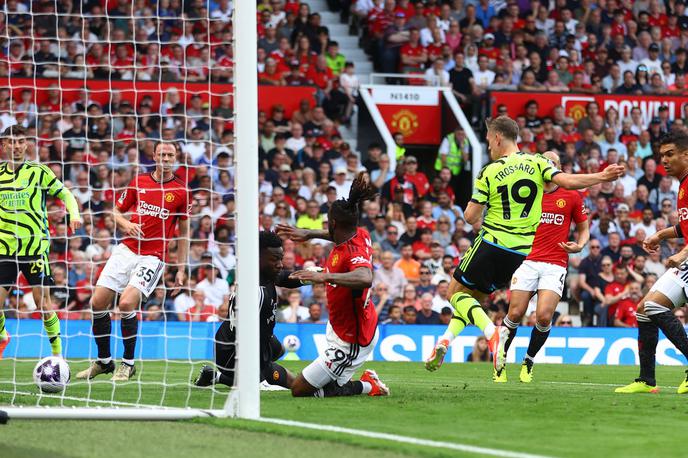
[0,1,259,421]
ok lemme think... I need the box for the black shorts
[0,254,54,289]
[453,238,526,294]
[215,320,285,385]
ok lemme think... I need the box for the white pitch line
[257,417,558,458]
[0,389,165,409]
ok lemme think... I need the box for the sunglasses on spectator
[560,320,573,325]
[602,263,612,267]
[590,245,601,249]
[420,270,430,274]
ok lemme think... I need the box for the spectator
[196,265,230,310]
[402,305,417,325]
[432,280,451,313]
[374,251,407,298]
[466,336,491,362]
[303,303,325,324]
[415,293,441,324]
[395,244,421,284]
[382,304,404,325]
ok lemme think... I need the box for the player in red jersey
[77,142,190,382]
[498,151,589,383]
[616,130,688,394]
[277,173,389,397]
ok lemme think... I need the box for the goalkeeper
[0,126,82,359]
[195,231,301,388]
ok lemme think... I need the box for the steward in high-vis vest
[393,132,406,161]
[435,127,469,174]
[435,127,471,206]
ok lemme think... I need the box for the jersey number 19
[496,179,537,219]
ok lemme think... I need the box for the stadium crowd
[1,0,688,329]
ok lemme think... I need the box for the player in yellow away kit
[425,116,623,378]
[0,125,82,359]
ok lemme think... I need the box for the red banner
[1,77,317,118]
[490,91,688,127]
[370,86,442,145]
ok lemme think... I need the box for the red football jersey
[604,281,627,319]
[116,173,190,261]
[527,187,587,267]
[677,175,688,241]
[325,227,378,346]
[615,300,638,327]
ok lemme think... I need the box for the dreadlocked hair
[259,230,283,252]
[330,172,378,228]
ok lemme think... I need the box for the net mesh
[0,1,236,411]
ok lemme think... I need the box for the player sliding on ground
[498,151,589,383]
[77,142,190,381]
[277,172,389,397]
[425,116,623,377]
[194,231,300,389]
[0,126,82,359]
[616,130,688,395]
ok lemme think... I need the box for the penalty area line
[257,417,558,458]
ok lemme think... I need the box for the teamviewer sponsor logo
[540,212,565,225]
[137,201,170,219]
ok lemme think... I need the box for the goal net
[0,1,259,419]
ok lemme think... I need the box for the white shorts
[510,260,567,297]
[301,322,378,388]
[96,243,165,298]
[649,266,688,308]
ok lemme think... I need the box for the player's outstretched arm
[289,266,373,289]
[55,187,82,232]
[551,164,625,190]
[642,226,678,255]
[276,223,332,242]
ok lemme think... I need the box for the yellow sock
[43,313,62,356]
[0,312,6,340]
[450,292,496,339]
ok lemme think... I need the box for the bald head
[543,150,561,169]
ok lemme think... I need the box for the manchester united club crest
[390,109,419,137]
[556,198,566,208]
[165,192,175,203]
[331,253,339,267]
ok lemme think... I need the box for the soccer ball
[33,356,70,393]
[283,335,301,352]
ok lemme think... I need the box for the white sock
[483,323,496,340]
[361,381,372,394]
[98,357,112,365]
[524,354,534,362]
[122,358,134,366]
[441,329,456,343]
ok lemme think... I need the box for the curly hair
[329,172,378,229]
[660,128,688,151]
[259,230,283,252]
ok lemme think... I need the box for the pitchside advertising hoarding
[370,86,442,145]
[490,91,688,127]
[5,319,688,366]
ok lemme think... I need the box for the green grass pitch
[2,359,688,458]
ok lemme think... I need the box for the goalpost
[0,2,259,420]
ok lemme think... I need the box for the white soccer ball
[33,356,70,393]
[283,335,301,352]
